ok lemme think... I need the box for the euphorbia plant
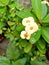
[0,0,49,65]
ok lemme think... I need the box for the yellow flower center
[30,27,33,30]
[24,33,28,38]
[26,20,30,23]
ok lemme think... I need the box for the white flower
[48,3,49,6]
[41,1,47,4]
[20,31,31,40]
[25,22,38,34]
[20,17,38,40]
[41,0,49,6]
[47,2,49,6]
[22,17,34,26]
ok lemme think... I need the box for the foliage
[0,0,49,65]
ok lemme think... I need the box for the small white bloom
[41,0,49,6]
[41,1,47,4]
[25,22,38,34]
[48,4,49,6]
[22,17,34,26]
[47,2,49,6]
[20,31,31,40]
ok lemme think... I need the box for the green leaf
[42,26,49,44]
[37,39,46,50]
[14,0,24,10]
[9,2,16,9]
[10,12,15,17]
[16,4,24,10]
[0,22,5,28]
[0,0,10,5]
[12,58,27,65]
[16,9,33,18]
[36,39,46,54]
[31,0,42,19]
[16,24,24,32]
[41,4,47,19]
[20,39,28,47]
[31,59,46,65]
[0,56,10,65]
[12,0,21,10]
[14,0,19,4]
[24,44,32,53]
[42,14,49,23]
[0,29,2,34]
[0,7,6,14]
[6,42,21,60]
[29,25,41,44]
[0,2,4,7]
[8,21,15,26]
[5,33,14,39]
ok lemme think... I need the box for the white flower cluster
[41,0,49,6]
[20,17,38,40]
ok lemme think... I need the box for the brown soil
[0,38,9,56]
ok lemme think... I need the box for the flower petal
[25,22,38,34]
[20,31,26,39]
[22,17,34,26]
